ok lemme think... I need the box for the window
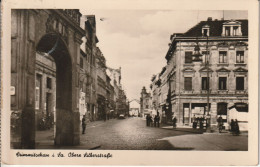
[219,51,227,63]
[202,77,210,90]
[236,77,244,90]
[47,77,52,89]
[203,29,208,36]
[146,105,149,109]
[80,57,83,68]
[184,77,192,90]
[185,52,192,64]
[236,51,244,63]
[225,27,230,36]
[219,77,227,90]
[202,51,210,63]
[233,26,238,36]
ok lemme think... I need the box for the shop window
[219,77,227,90]
[236,77,244,90]
[236,51,244,63]
[47,77,52,89]
[219,51,227,63]
[184,77,192,90]
[202,77,209,90]
[185,52,192,64]
[217,103,227,115]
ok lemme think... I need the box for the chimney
[207,17,212,21]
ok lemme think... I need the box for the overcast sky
[80,10,247,101]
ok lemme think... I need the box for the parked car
[118,114,125,119]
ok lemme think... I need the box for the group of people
[146,114,160,127]
[192,116,206,129]
[230,119,240,135]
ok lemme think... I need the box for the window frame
[236,77,244,90]
[236,51,244,63]
[201,77,210,90]
[184,51,193,64]
[219,51,227,63]
[184,77,192,91]
[219,77,227,90]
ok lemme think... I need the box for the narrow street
[36,117,248,150]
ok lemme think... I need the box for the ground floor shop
[171,96,248,130]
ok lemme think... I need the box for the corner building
[165,18,248,129]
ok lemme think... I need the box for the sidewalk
[161,125,204,134]
[158,132,248,151]
[35,119,116,149]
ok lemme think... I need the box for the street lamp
[192,35,212,132]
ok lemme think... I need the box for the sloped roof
[181,19,248,37]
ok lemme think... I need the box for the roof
[181,19,248,37]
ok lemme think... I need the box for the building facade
[163,18,248,129]
[140,86,152,117]
[11,9,85,148]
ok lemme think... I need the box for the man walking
[82,115,86,134]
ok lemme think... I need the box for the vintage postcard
[1,0,259,166]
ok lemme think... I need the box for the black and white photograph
[1,0,259,166]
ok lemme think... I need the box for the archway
[36,33,74,146]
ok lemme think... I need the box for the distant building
[140,86,152,117]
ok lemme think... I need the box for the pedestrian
[157,114,160,127]
[153,115,157,127]
[146,114,149,126]
[172,116,177,129]
[230,119,235,132]
[148,114,152,127]
[233,119,240,135]
[199,117,203,129]
[217,115,223,132]
[82,115,86,134]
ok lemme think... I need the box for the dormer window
[202,25,210,37]
[222,20,242,36]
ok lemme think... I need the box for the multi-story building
[81,15,99,121]
[96,47,107,120]
[163,17,248,129]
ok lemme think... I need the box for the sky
[80,10,247,101]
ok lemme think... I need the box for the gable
[233,67,248,72]
[216,67,231,72]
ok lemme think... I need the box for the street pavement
[81,117,196,150]
[36,117,248,150]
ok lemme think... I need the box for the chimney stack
[207,17,212,21]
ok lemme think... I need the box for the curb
[161,127,204,134]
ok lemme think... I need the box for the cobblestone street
[81,117,203,150]
[35,117,247,150]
